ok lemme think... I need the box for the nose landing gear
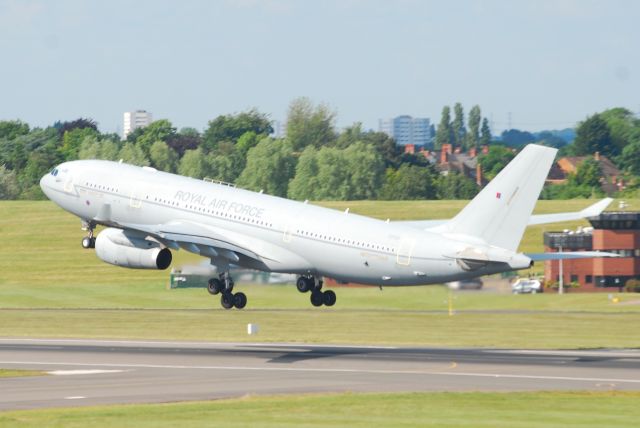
[81,221,96,249]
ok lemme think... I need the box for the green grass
[0,369,45,378]
[1,305,638,348]
[1,391,639,427]
[1,200,639,348]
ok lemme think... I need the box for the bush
[624,279,640,293]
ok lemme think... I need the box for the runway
[1,338,639,410]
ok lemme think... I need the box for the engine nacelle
[95,228,172,270]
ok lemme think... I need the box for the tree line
[0,98,479,201]
[2,98,639,201]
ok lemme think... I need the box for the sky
[0,0,638,135]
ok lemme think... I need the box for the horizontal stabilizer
[527,198,612,226]
[526,251,620,261]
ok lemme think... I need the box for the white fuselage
[40,160,511,286]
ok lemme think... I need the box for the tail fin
[440,144,557,251]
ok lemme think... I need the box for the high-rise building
[378,115,431,146]
[123,110,153,139]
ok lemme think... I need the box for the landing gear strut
[81,221,96,249]
[297,276,336,307]
[208,271,246,310]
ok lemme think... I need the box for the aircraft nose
[40,173,52,196]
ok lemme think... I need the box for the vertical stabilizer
[441,144,557,251]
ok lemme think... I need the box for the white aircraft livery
[40,144,614,309]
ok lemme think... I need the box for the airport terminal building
[544,212,640,292]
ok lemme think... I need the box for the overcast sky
[0,0,638,135]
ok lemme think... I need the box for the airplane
[40,144,615,310]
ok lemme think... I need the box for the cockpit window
[50,168,59,176]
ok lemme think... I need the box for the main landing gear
[207,271,247,310]
[296,276,336,307]
[81,221,96,249]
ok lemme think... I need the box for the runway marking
[64,396,86,400]
[0,338,397,350]
[2,360,640,385]
[49,369,126,376]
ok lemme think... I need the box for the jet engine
[95,227,172,270]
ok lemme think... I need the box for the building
[379,115,431,146]
[546,152,623,194]
[544,212,640,292]
[123,110,153,139]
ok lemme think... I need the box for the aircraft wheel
[207,278,222,295]
[81,236,95,249]
[322,290,336,307]
[310,291,324,307]
[233,292,247,309]
[221,293,234,309]
[296,277,311,293]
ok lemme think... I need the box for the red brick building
[544,212,640,292]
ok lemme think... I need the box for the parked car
[512,278,543,294]
[447,278,483,290]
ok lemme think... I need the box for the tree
[573,114,613,157]
[434,106,453,150]
[572,158,601,188]
[53,118,98,136]
[167,127,202,156]
[149,140,178,172]
[379,164,437,200]
[501,129,535,147]
[479,145,515,180]
[236,131,261,155]
[480,118,492,146]
[19,144,60,199]
[236,138,295,197]
[288,146,320,200]
[203,142,245,183]
[118,143,149,166]
[452,103,466,149]
[342,142,384,200]
[0,120,29,140]
[78,138,120,161]
[59,127,99,160]
[135,120,177,156]
[202,109,273,152]
[467,105,481,149]
[620,139,640,175]
[178,148,207,178]
[288,143,384,200]
[437,172,478,199]
[286,97,337,151]
[0,165,20,199]
[598,107,640,155]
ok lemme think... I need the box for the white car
[512,278,543,294]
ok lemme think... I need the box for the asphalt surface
[1,338,639,410]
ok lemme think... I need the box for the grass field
[1,200,639,425]
[1,391,639,428]
[0,200,639,349]
[0,369,45,378]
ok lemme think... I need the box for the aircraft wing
[114,219,310,271]
[394,198,612,230]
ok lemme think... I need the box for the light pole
[558,244,564,295]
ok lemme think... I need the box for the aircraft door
[129,188,143,208]
[396,238,415,266]
[63,173,74,193]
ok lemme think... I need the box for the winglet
[580,198,613,218]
